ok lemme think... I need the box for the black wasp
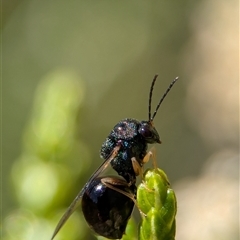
[51,75,179,239]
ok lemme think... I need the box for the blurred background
[2,0,239,240]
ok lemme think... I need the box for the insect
[51,75,179,240]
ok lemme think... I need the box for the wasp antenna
[148,74,159,121]
[151,76,179,121]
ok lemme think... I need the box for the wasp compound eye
[138,121,161,144]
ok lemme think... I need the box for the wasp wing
[51,145,121,240]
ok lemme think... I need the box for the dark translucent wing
[51,145,121,240]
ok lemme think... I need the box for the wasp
[51,75,179,239]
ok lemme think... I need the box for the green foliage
[3,70,91,240]
[137,168,177,240]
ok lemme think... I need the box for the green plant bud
[137,168,177,240]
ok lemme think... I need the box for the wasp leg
[101,177,147,218]
[131,157,143,178]
[140,147,157,192]
[142,147,157,169]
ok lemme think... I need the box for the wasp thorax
[138,121,161,144]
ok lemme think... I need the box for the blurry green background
[2,0,239,240]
